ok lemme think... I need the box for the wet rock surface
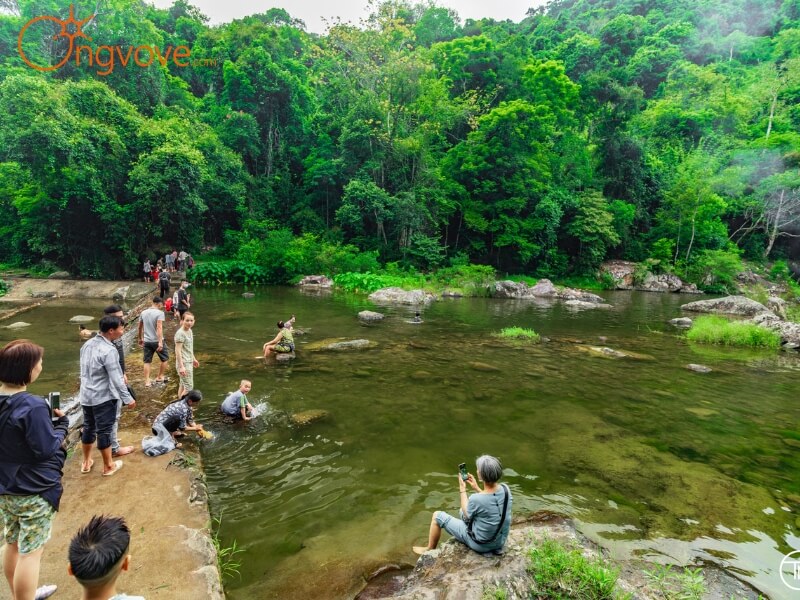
[369,287,436,305]
[357,513,761,599]
[359,310,385,322]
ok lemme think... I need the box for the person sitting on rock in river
[68,515,144,600]
[262,315,296,358]
[79,325,96,340]
[151,390,205,448]
[413,455,512,556]
[220,379,254,421]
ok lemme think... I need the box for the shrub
[686,316,781,349]
[527,537,621,599]
[497,327,541,342]
[333,272,413,294]
[188,261,269,285]
[687,248,743,292]
[0,279,7,297]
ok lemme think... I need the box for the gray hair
[476,455,503,484]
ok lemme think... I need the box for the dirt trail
[2,285,223,599]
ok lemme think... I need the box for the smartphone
[458,463,468,481]
[48,392,60,419]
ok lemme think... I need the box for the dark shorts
[81,399,117,449]
[275,342,294,353]
[143,341,169,363]
[178,307,189,318]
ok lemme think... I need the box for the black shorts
[143,341,169,363]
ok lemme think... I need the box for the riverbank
[0,284,224,599]
[357,513,763,599]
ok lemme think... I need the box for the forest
[0,0,798,286]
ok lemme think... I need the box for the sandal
[80,460,94,474]
[35,584,57,600]
[102,460,124,477]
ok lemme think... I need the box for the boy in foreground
[68,515,144,600]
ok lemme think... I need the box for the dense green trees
[0,0,797,279]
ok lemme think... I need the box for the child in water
[220,380,254,421]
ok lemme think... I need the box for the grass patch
[481,585,508,600]
[644,564,706,600]
[497,327,541,342]
[211,514,244,582]
[527,537,625,599]
[686,316,781,349]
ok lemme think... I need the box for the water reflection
[10,290,800,598]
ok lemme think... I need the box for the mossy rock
[290,409,329,426]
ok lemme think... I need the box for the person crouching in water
[151,390,205,448]
[413,455,512,556]
[262,315,296,358]
[220,379,254,421]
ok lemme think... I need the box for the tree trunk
[685,203,699,262]
[764,189,785,257]
[766,91,778,139]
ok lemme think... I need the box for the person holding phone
[0,340,68,600]
[413,455,512,556]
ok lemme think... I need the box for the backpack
[164,298,173,312]
[159,271,169,282]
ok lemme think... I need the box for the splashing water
[250,402,270,418]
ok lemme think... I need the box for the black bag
[466,484,510,545]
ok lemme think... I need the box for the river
[5,288,799,599]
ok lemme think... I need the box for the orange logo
[17,4,206,76]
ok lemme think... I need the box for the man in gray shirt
[80,315,134,476]
[137,296,169,387]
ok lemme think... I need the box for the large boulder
[681,295,771,317]
[600,260,636,290]
[48,271,71,279]
[493,279,606,304]
[369,287,435,305]
[529,279,557,297]
[493,280,525,298]
[297,275,333,288]
[637,273,684,293]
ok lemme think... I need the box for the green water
[7,290,800,598]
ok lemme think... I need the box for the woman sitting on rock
[413,455,512,556]
[262,315,296,358]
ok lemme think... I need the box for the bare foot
[412,546,429,555]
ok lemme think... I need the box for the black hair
[68,515,130,585]
[277,321,284,329]
[152,296,164,304]
[0,340,43,386]
[181,389,203,404]
[103,304,123,315]
[99,315,123,333]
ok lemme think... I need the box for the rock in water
[306,339,373,351]
[5,321,31,329]
[669,317,693,328]
[358,310,385,322]
[275,352,296,362]
[290,409,329,426]
[242,292,255,298]
[69,315,95,324]
[681,295,771,317]
[368,287,436,305]
[687,364,712,373]
[468,361,500,372]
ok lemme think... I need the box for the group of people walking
[142,250,193,284]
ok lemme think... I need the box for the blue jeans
[81,400,117,450]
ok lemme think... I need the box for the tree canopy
[0,0,797,278]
